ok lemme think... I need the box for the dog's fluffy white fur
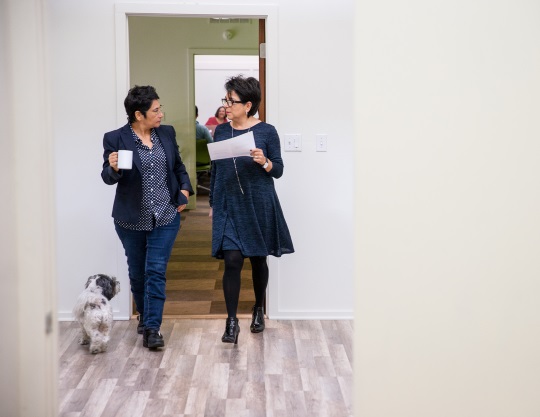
[73,274,120,354]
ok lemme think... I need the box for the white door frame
[114,3,280,318]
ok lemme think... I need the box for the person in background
[101,85,193,350]
[209,75,294,344]
[205,105,228,126]
[205,105,228,137]
[196,106,213,142]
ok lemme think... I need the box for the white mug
[117,150,133,170]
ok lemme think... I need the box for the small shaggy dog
[73,274,120,354]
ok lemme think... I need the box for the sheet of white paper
[207,131,256,161]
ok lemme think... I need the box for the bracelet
[262,158,269,169]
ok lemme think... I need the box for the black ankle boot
[250,306,265,333]
[143,328,164,349]
[221,317,240,344]
[137,314,144,335]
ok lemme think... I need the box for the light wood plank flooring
[59,318,353,417]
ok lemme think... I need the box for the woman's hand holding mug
[109,152,119,172]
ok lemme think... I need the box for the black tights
[222,250,268,318]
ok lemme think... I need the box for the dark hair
[215,106,226,117]
[195,105,199,117]
[124,85,160,123]
[225,75,260,117]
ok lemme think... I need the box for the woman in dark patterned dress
[209,76,294,344]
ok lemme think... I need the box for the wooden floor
[165,191,256,317]
[58,319,353,417]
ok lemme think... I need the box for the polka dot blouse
[114,127,178,231]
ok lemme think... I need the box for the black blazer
[101,123,194,223]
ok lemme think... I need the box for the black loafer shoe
[143,328,164,349]
[137,314,144,335]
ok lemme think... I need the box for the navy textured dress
[209,122,295,259]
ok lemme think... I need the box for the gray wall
[0,3,19,415]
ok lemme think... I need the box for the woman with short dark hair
[101,85,193,350]
[210,75,294,344]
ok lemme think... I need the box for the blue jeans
[115,213,180,330]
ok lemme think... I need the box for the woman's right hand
[209,207,213,218]
[108,152,119,172]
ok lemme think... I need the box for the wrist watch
[262,158,269,169]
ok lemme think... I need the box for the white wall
[48,0,355,320]
[2,0,58,415]
[355,0,540,416]
[48,0,127,319]
[9,0,540,414]
[195,54,259,128]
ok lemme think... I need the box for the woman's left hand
[250,148,266,166]
[177,190,190,212]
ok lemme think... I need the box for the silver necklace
[232,123,250,195]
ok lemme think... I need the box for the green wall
[128,16,259,208]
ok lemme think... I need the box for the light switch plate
[284,134,302,151]
[316,134,327,152]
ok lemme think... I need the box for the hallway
[164,193,256,317]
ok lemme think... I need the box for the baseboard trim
[268,311,354,320]
[58,310,353,321]
[57,311,130,321]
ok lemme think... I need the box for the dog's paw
[90,344,107,354]
[78,337,90,345]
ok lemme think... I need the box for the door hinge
[259,43,266,59]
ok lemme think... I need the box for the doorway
[127,15,263,317]
[165,54,260,317]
